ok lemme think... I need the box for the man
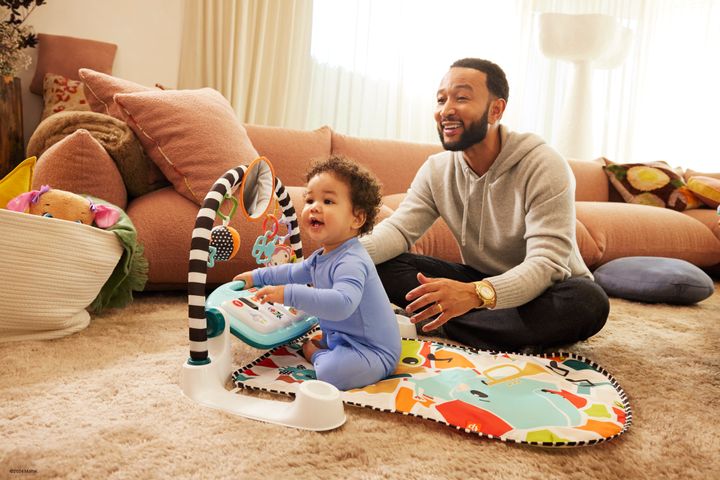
[359,58,609,352]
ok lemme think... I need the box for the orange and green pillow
[602,159,702,211]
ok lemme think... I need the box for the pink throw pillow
[114,88,259,205]
[79,68,153,119]
[32,129,128,209]
[30,34,117,95]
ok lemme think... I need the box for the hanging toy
[208,193,241,268]
[268,215,296,265]
[268,243,295,266]
[251,214,279,265]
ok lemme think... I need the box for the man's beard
[438,107,489,151]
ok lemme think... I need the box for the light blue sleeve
[285,258,367,321]
[252,260,312,287]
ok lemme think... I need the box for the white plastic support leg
[180,321,346,431]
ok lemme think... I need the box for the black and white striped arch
[187,165,303,362]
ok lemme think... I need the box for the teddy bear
[6,185,119,228]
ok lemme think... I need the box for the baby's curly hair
[305,155,383,236]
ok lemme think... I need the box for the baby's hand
[233,271,254,289]
[254,285,285,304]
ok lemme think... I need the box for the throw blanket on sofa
[89,197,148,312]
[233,336,631,447]
[27,111,168,197]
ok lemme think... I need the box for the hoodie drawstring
[460,172,469,246]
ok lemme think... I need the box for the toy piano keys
[205,280,318,349]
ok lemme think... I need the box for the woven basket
[0,208,123,342]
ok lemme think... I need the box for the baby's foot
[301,337,326,362]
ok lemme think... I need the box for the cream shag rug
[1,284,719,480]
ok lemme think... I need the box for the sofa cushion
[576,201,720,267]
[567,158,609,202]
[245,124,332,188]
[31,35,117,95]
[602,158,702,211]
[331,132,442,196]
[32,129,128,209]
[114,88,259,205]
[686,176,720,208]
[132,186,309,288]
[575,219,603,268]
[682,208,720,242]
[41,73,91,121]
[79,68,154,119]
[593,256,714,304]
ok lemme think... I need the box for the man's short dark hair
[451,58,509,102]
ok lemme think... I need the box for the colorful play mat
[233,336,632,447]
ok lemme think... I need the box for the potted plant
[1,0,46,177]
[1,0,45,76]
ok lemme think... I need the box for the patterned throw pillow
[41,73,91,121]
[602,158,702,211]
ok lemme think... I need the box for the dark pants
[376,253,609,352]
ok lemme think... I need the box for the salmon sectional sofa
[29,120,720,290]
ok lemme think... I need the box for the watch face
[479,285,494,299]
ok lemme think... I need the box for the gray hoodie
[360,126,591,309]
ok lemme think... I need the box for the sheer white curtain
[178,0,313,127]
[306,0,719,171]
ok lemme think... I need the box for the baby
[234,155,400,390]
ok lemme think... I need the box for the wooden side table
[0,76,25,179]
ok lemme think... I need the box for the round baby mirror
[239,156,275,220]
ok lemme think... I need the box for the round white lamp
[538,13,632,160]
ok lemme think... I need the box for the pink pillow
[30,34,117,95]
[32,129,128,209]
[79,68,153,119]
[114,88,259,205]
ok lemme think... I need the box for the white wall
[17,0,185,145]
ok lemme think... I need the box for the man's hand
[233,272,254,289]
[253,285,285,304]
[405,273,481,332]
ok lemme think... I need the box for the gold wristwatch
[473,280,496,309]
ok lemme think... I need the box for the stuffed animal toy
[6,185,120,228]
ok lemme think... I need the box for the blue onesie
[252,237,401,390]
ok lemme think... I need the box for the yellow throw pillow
[686,175,720,208]
[0,157,36,209]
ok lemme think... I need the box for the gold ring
[437,302,443,313]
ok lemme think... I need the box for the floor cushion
[593,256,715,304]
